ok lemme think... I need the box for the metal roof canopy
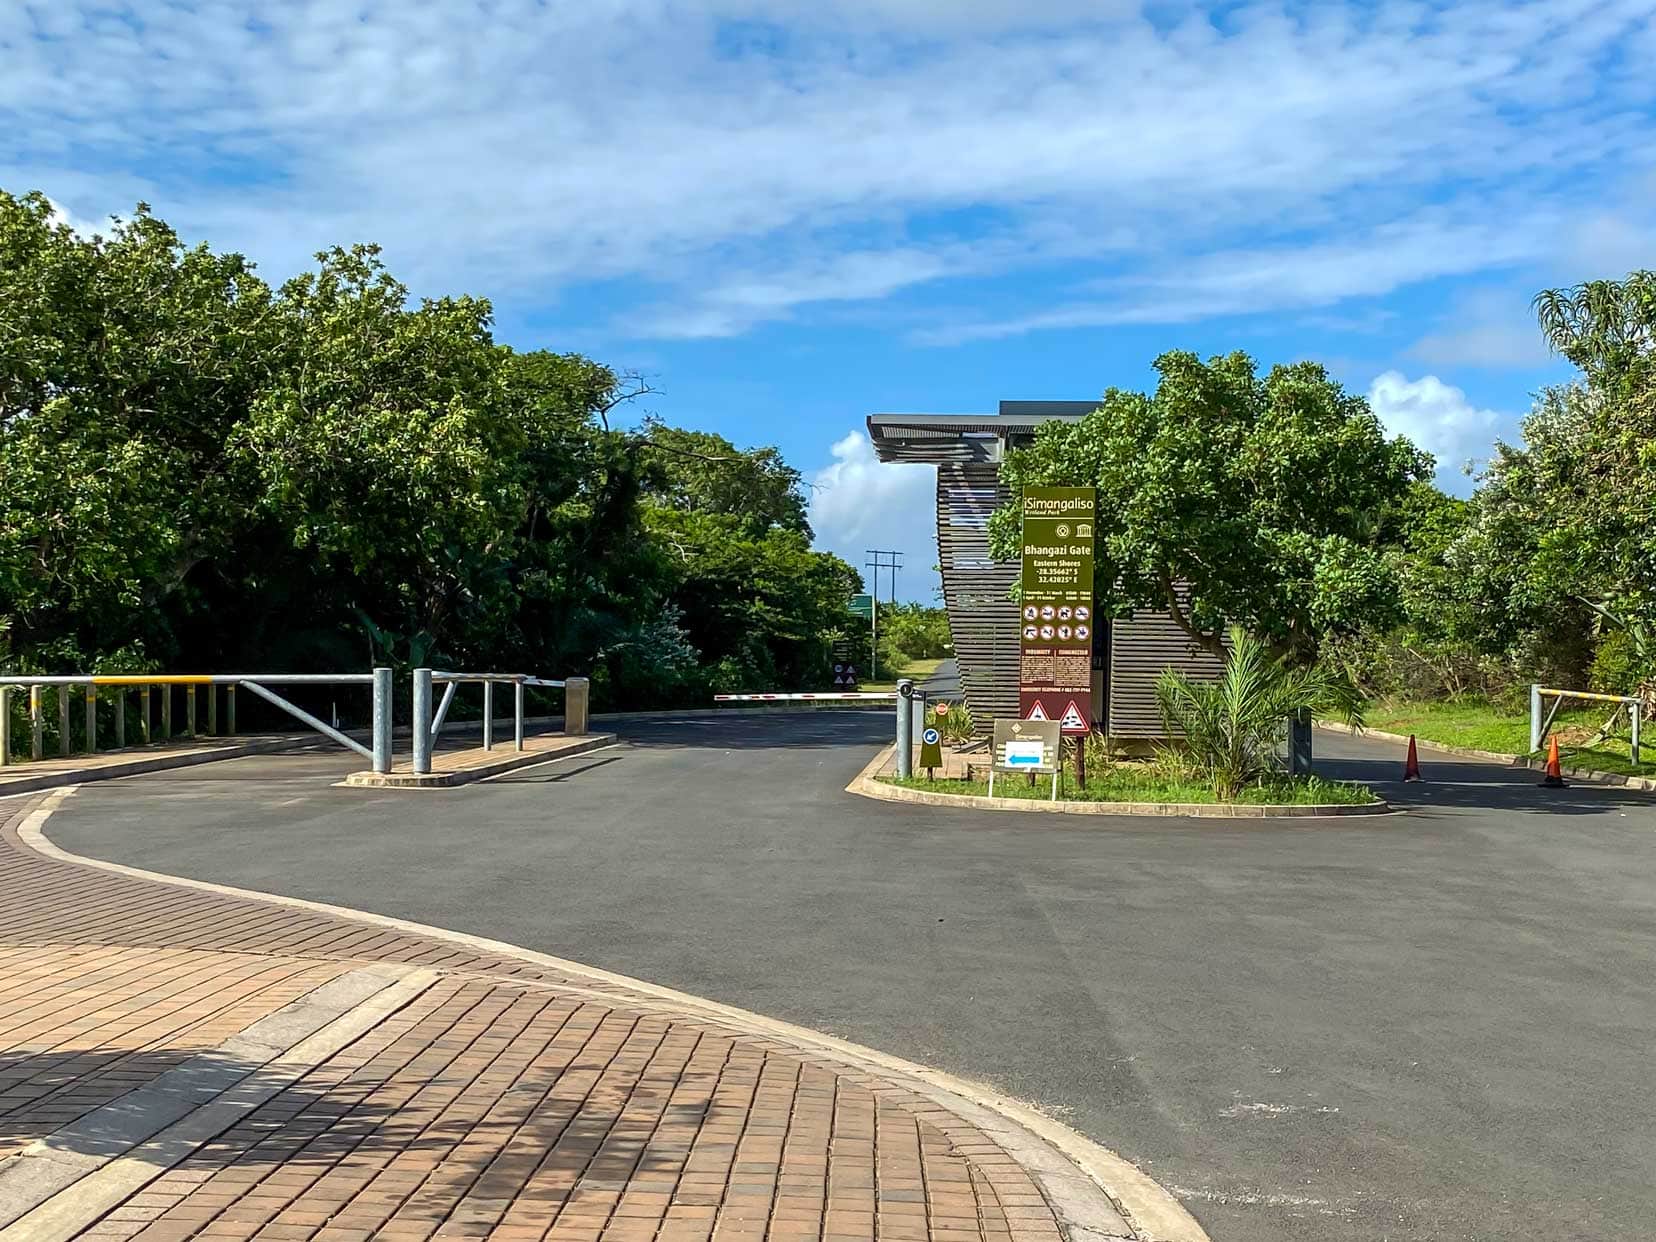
[866,401,1098,464]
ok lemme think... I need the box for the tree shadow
[612,710,893,751]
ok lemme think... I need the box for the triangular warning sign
[1059,700,1087,730]
[1025,701,1049,721]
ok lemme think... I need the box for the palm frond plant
[1155,626,1364,800]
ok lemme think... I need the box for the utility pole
[865,550,903,680]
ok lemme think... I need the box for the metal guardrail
[410,669,588,775]
[0,671,394,773]
[1531,683,1642,761]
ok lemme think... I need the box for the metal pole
[114,689,125,748]
[58,686,71,756]
[1632,702,1642,767]
[1288,708,1313,776]
[207,685,218,736]
[161,686,172,740]
[140,686,152,744]
[514,680,525,752]
[239,681,374,762]
[0,686,10,766]
[1530,683,1542,753]
[30,686,43,760]
[226,685,236,734]
[482,681,494,751]
[870,597,878,682]
[84,683,97,754]
[372,666,393,775]
[412,668,433,775]
[896,678,914,779]
[186,685,196,738]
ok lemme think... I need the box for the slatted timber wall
[1107,606,1227,737]
[935,462,1020,733]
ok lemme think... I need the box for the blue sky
[6,1,1654,601]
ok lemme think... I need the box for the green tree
[989,351,1429,663]
[875,603,951,667]
[0,191,278,671]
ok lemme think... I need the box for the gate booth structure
[0,671,394,773]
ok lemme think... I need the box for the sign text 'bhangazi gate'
[1018,487,1096,734]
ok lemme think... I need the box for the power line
[864,550,902,603]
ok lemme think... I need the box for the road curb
[342,734,617,787]
[0,734,320,798]
[848,746,1392,819]
[1313,722,1656,792]
[18,788,1210,1242]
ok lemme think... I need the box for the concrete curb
[1313,721,1656,792]
[0,734,319,798]
[18,789,1210,1242]
[848,746,1392,819]
[342,734,617,787]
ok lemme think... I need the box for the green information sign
[1018,487,1097,734]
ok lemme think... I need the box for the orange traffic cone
[1403,735,1423,781]
[1538,735,1568,788]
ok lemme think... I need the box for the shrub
[1155,626,1364,800]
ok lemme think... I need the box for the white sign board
[1003,740,1046,766]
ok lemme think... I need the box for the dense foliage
[0,190,857,707]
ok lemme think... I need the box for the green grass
[882,768,1375,806]
[1362,696,1656,778]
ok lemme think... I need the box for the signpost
[989,717,1061,800]
[1018,486,1096,784]
[919,702,944,774]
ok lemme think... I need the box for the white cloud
[1367,371,1508,493]
[2,1,1651,333]
[808,431,939,600]
[43,195,103,238]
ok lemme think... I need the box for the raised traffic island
[850,744,1390,819]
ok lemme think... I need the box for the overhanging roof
[867,401,1097,464]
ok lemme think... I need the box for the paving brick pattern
[0,795,1105,1242]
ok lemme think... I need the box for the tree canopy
[988,350,1429,663]
[0,189,857,707]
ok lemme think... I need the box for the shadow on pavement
[612,710,891,751]
[1317,752,1655,817]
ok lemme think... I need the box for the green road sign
[848,593,874,619]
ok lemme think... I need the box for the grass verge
[1362,697,1656,778]
[881,769,1375,806]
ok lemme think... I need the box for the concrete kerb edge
[341,734,619,788]
[849,746,1393,820]
[15,788,1208,1242]
[1313,721,1656,792]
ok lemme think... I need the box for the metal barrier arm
[237,680,374,762]
[430,681,459,738]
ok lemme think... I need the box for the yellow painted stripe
[90,675,214,686]
[1539,688,1638,705]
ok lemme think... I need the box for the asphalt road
[40,715,1656,1242]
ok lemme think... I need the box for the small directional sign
[919,725,943,770]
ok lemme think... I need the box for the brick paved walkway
[0,793,1145,1242]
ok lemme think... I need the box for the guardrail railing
[1530,683,1643,762]
[0,671,394,773]
[410,669,587,775]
